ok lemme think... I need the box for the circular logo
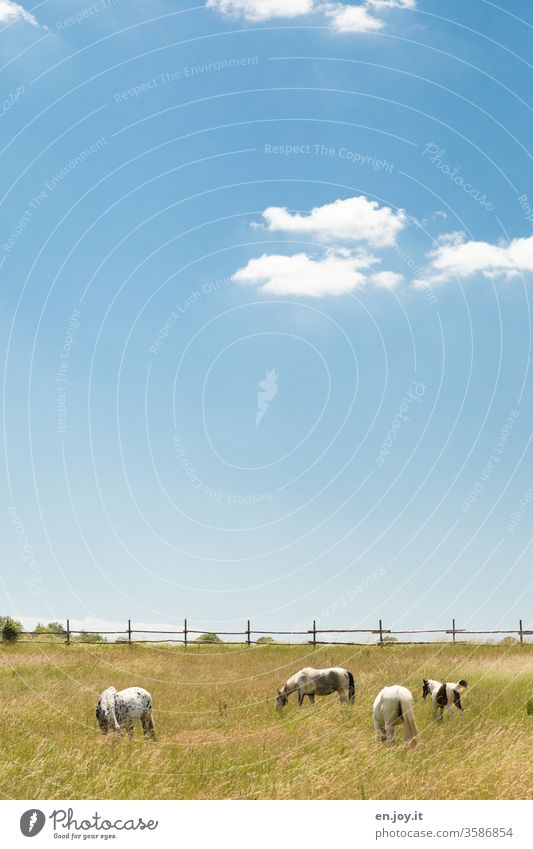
[20,809,46,837]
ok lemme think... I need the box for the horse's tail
[347,671,355,703]
[456,679,468,689]
[399,690,418,745]
[107,690,120,731]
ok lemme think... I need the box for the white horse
[96,687,156,739]
[276,667,355,709]
[373,685,418,745]
[422,678,468,720]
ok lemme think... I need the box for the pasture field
[0,641,532,800]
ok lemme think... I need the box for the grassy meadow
[0,640,531,800]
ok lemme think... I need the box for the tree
[382,635,398,643]
[77,630,107,643]
[256,636,275,644]
[500,636,519,646]
[196,632,223,644]
[34,622,65,634]
[2,616,21,642]
[0,615,22,632]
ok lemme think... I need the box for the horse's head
[276,689,288,710]
[422,679,431,700]
[95,701,107,733]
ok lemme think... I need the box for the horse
[276,667,355,709]
[373,685,418,745]
[96,686,156,739]
[422,678,468,720]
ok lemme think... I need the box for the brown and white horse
[422,678,468,720]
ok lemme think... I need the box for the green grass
[0,641,531,799]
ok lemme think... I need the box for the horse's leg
[127,725,134,740]
[373,716,385,742]
[447,703,454,720]
[142,714,156,739]
[385,723,395,744]
[453,691,464,719]
[298,691,304,707]
[308,694,315,704]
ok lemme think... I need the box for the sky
[1,0,532,640]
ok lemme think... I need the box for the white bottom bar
[3,800,532,847]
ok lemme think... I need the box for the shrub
[0,615,22,631]
[500,637,519,646]
[2,617,21,642]
[256,636,275,644]
[34,622,65,635]
[196,632,223,644]
[76,630,107,643]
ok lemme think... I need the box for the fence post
[184,618,188,648]
[246,620,251,647]
[378,619,383,646]
[452,618,456,643]
[66,619,70,645]
[312,619,316,648]
[519,619,523,646]
[127,619,132,645]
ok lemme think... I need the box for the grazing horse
[276,667,355,709]
[422,678,468,720]
[373,685,418,745]
[96,687,156,739]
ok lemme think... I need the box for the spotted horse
[96,686,156,739]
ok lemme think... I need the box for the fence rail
[12,617,532,646]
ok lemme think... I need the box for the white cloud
[206,0,415,29]
[417,232,533,287]
[323,3,383,32]
[367,0,415,8]
[0,0,38,26]
[232,250,405,296]
[370,270,403,288]
[259,195,407,247]
[205,0,314,21]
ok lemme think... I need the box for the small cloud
[367,0,415,8]
[233,249,403,297]
[260,195,407,247]
[436,230,465,246]
[323,2,383,32]
[206,0,415,31]
[205,0,314,21]
[370,270,403,288]
[417,232,533,287]
[0,0,38,26]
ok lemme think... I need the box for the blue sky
[1,0,532,639]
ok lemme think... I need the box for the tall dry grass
[0,641,531,799]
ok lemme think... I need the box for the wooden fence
[16,617,533,646]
